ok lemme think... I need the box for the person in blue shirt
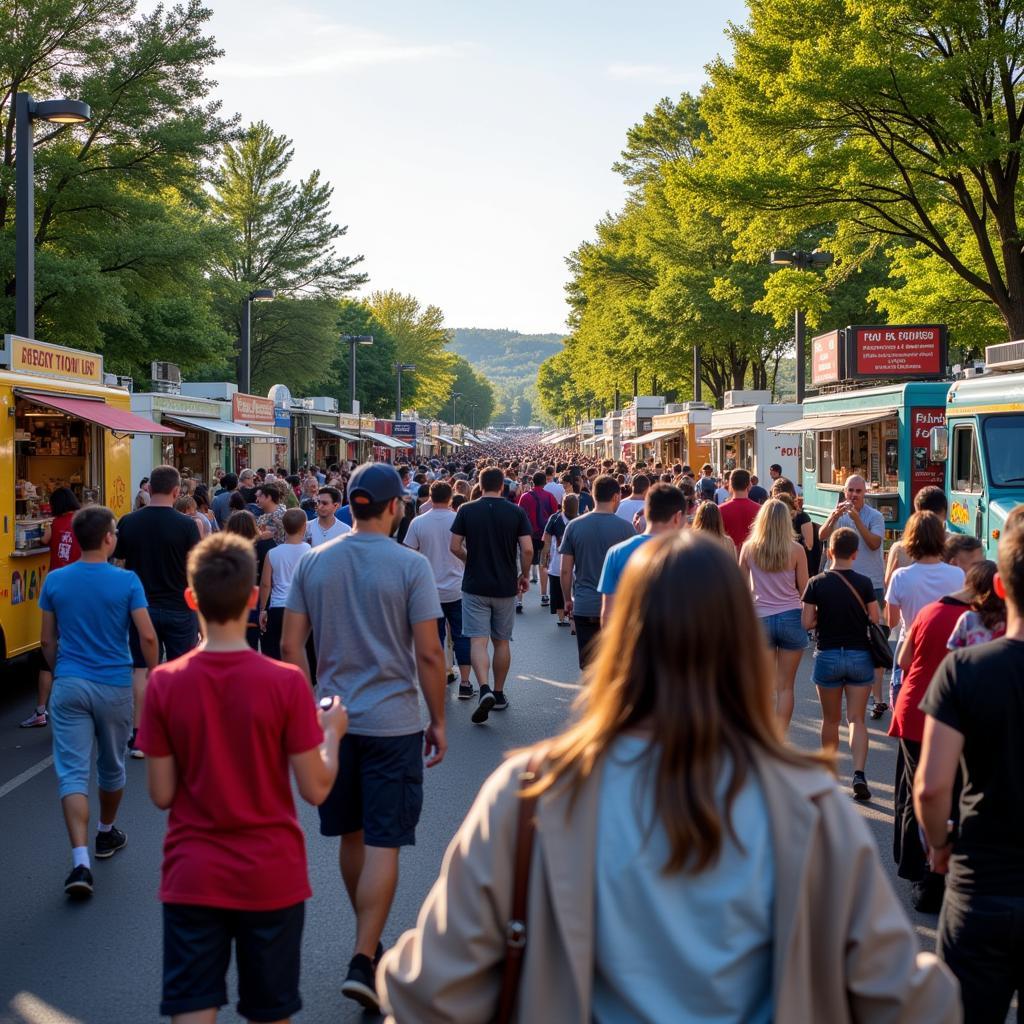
[598,484,686,625]
[39,505,159,900]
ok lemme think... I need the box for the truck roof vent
[985,340,1024,372]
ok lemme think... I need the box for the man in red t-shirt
[137,533,348,1024]
[518,472,559,606]
[719,469,761,552]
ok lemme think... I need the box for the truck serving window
[952,424,983,492]
[983,415,1024,486]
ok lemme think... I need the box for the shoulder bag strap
[496,749,546,1024]
[829,569,870,621]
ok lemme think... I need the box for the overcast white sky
[196,0,748,333]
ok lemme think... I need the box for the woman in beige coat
[379,532,960,1023]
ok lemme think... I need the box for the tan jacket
[379,748,960,1024]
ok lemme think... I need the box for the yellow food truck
[1,335,181,666]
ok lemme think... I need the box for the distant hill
[449,328,565,425]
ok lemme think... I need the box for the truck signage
[232,392,275,424]
[6,335,104,384]
[847,324,947,379]
[811,330,843,385]
[910,407,947,504]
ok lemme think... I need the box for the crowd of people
[24,438,1024,1023]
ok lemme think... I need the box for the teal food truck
[769,324,951,538]
[930,341,1024,557]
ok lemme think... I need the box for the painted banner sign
[811,330,843,386]
[392,421,417,439]
[910,406,947,505]
[232,392,275,423]
[8,335,103,384]
[847,324,946,379]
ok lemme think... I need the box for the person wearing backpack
[518,472,558,608]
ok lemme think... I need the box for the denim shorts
[49,676,133,798]
[759,609,808,651]
[812,647,875,688]
[461,592,516,641]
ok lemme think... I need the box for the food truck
[645,403,712,469]
[702,392,803,482]
[1,335,181,665]
[934,340,1024,556]
[770,324,951,537]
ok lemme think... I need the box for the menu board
[847,325,946,379]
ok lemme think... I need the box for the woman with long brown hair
[378,533,957,1022]
[691,499,736,556]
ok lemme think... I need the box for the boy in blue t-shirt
[39,506,158,899]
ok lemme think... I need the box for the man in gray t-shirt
[559,474,636,669]
[282,462,445,1011]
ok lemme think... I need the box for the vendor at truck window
[816,418,899,492]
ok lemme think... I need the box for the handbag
[496,749,545,1024]
[829,570,892,668]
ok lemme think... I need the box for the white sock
[97,822,113,833]
[72,846,90,869]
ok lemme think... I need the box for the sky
[195,0,749,334]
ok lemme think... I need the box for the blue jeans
[812,647,875,687]
[50,676,133,798]
[438,600,470,667]
[130,607,200,667]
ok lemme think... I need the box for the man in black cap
[282,462,446,1012]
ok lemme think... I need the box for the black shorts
[549,576,564,613]
[161,902,304,1022]
[531,539,545,566]
[318,732,424,846]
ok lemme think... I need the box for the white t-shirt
[403,507,464,604]
[885,561,965,639]
[305,517,351,548]
[267,542,311,607]
[544,481,565,505]
[615,497,644,527]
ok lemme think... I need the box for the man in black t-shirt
[114,464,201,756]
[915,517,1024,1023]
[450,467,532,725]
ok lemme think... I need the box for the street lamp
[394,362,415,420]
[342,335,374,415]
[450,391,463,429]
[769,248,834,402]
[15,93,92,339]
[468,402,477,431]
[236,288,275,394]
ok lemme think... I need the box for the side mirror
[929,425,948,462]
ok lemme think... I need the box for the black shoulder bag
[829,570,892,668]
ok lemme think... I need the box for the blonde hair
[744,499,794,573]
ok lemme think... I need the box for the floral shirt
[947,609,1006,650]
[257,504,287,544]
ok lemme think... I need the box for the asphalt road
[1,599,940,1024]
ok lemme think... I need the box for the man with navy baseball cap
[282,461,446,1011]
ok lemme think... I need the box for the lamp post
[237,288,275,394]
[768,248,834,402]
[394,362,415,420]
[451,391,463,428]
[342,335,374,414]
[15,93,91,339]
[468,403,477,431]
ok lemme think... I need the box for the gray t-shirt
[286,532,442,736]
[829,503,886,589]
[559,511,636,617]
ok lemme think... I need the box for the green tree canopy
[419,354,495,426]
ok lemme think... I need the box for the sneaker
[472,686,496,725]
[95,826,127,859]
[870,702,888,720]
[911,878,945,914]
[515,603,524,614]
[64,864,94,899]
[530,571,538,583]
[557,619,570,627]
[852,771,871,801]
[19,709,47,728]
[541,595,550,606]
[492,692,509,712]
[341,953,379,1011]
[446,669,456,684]
[457,683,475,700]
[127,730,145,760]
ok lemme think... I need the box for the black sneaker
[95,826,127,859]
[870,701,888,720]
[472,686,496,724]
[446,669,456,684]
[457,683,475,700]
[515,603,524,614]
[492,692,509,711]
[341,953,379,1011]
[64,864,94,899]
[852,771,871,801]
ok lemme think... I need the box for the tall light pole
[15,93,91,339]
[468,402,477,431]
[451,391,463,428]
[237,288,275,394]
[394,362,415,420]
[769,248,833,401]
[342,334,374,414]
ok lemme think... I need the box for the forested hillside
[449,328,565,425]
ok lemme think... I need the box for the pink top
[748,559,802,617]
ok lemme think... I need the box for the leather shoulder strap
[496,749,546,1024]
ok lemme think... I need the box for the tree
[419,355,495,426]
[209,120,367,391]
[695,0,1024,339]
[0,0,236,376]
[367,290,456,412]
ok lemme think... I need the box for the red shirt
[518,486,558,536]
[720,497,761,552]
[136,648,323,910]
[889,596,968,742]
[48,511,81,571]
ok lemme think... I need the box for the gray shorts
[461,592,516,641]
[50,676,133,798]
